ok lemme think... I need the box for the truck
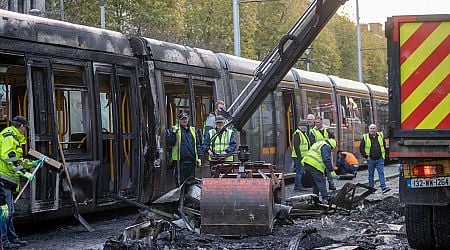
[386,15,450,249]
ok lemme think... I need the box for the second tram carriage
[0,9,387,222]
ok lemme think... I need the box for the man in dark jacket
[167,112,202,186]
[359,124,390,193]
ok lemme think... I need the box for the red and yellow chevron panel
[400,21,450,129]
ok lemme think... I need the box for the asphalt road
[16,164,404,250]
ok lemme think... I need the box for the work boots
[3,242,20,249]
[11,239,28,246]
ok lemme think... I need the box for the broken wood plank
[28,149,62,170]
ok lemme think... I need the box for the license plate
[407,177,450,189]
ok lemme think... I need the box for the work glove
[32,159,43,168]
[330,171,338,179]
[23,172,35,182]
[22,159,33,169]
[0,204,8,221]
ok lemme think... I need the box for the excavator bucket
[200,178,274,236]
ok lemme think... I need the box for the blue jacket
[320,144,333,173]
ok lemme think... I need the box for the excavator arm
[225,0,347,131]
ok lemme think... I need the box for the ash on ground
[105,193,409,250]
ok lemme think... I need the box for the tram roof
[292,69,332,89]
[366,83,388,100]
[328,75,370,96]
[0,10,132,56]
[139,38,221,70]
[216,53,295,83]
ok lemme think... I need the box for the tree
[41,0,387,86]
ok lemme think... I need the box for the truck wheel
[405,204,435,249]
[433,205,450,248]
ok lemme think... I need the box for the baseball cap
[298,119,308,126]
[178,112,189,119]
[12,115,28,126]
[215,115,225,123]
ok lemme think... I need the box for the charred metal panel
[64,161,100,203]
[0,9,132,56]
[139,38,220,78]
[201,178,274,236]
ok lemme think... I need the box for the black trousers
[174,160,195,187]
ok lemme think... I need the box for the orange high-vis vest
[342,152,358,165]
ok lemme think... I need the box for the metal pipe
[356,0,363,82]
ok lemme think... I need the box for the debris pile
[103,177,411,249]
[103,214,176,249]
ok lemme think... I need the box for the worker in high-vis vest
[0,116,38,248]
[309,116,336,190]
[306,114,316,136]
[166,112,202,187]
[202,115,237,162]
[302,138,338,202]
[291,119,310,191]
[359,124,390,193]
[309,116,335,144]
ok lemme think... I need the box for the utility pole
[100,0,105,29]
[356,0,363,82]
[60,0,64,21]
[233,0,241,56]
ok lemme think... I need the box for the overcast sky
[339,0,450,24]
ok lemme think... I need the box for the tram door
[116,69,138,196]
[281,89,300,173]
[95,66,118,195]
[26,57,60,213]
[162,74,191,190]
[95,66,138,197]
[193,79,214,177]
[162,73,214,189]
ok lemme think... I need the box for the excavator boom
[227,0,347,130]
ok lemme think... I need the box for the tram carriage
[0,9,388,222]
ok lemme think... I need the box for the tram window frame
[232,74,263,160]
[304,89,337,130]
[375,99,389,136]
[192,79,215,132]
[163,75,192,129]
[0,62,26,127]
[339,95,371,132]
[338,94,372,153]
[53,64,92,159]
[162,72,216,131]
